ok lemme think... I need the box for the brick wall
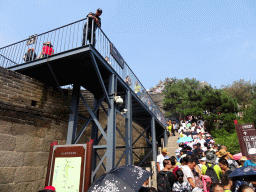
[0,66,148,192]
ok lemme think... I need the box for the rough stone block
[23,152,49,167]
[15,135,42,152]
[0,133,16,151]
[0,121,12,134]
[13,182,34,192]
[32,179,45,192]
[10,123,35,136]
[14,166,45,183]
[0,151,24,167]
[41,135,55,152]
[0,167,16,184]
[55,129,67,140]
[35,127,48,138]
[0,183,14,192]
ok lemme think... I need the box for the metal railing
[0,17,167,127]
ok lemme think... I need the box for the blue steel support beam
[106,73,117,172]
[66,84,80,144]
[164,129,168,147]
[151,117,157,162]
[125,90,133,165]
[90,52,111,108]
[91,98,99,181]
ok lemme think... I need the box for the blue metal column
[164,129,168,148]
[125,90,133,165]
[66,84,80,144]
[91,98,99,179]
[151,117,157,162]
[106,73,117,171]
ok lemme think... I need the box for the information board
[110,43,125,69]
[26,34,37,45]
[235,121,256,158]
[46,144,87,192]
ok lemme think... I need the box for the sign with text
[235,122,256,158]
[110,43,125,69]
[46,144,87,192]
[26,34,37,45]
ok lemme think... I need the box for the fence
[0,17,166,127]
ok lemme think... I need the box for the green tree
[163,78,238,133]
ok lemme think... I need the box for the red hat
[44,186,56,191]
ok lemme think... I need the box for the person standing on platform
[82,8,102,46]
[38,42,54,58]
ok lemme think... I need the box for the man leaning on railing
[82,8,102,47]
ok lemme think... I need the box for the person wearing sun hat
[244,148,256,167]
[201,151,222,183]
[157,148,170,172]
[239,156,248,167]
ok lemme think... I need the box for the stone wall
[0,66,148,192]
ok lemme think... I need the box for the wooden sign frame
[234,121,256,158]
[46,144,87,192]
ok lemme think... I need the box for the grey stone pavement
[166,133,180,157]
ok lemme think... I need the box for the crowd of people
[154,116,256,192]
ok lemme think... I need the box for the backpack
[228,160,237,172]
[205,164,219,184]
[157,171,172,192]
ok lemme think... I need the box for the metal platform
[0,17,168,180]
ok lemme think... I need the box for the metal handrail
[0,17,167,127]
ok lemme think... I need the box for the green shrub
[214,130,240,155]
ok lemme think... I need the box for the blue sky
[1,0,256,89]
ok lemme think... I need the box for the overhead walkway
[0,17,168,178]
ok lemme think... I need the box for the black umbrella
[88,165,151,192]
[229,166,256,181]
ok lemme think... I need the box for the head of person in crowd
[197,143,201,149]
[199,157,206,165]
[248,148,256,163]
[163,159,172,170]
[221,174,233,192]
[187,157,197,171]
[210,184,224,192]
[218,158,230,173]
[213,144,219,152]
[206,151,217,164]
[161,148,169,157]
[180,155,188,166]
[176,169,185,184]
[237,184,255,192]
[170,156,177,166]
[239,156,248,167]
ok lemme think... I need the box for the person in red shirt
[38,41,54,58]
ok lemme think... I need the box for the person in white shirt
[157,148,170,172]
[180,156,196,188]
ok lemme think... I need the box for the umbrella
[177,137,193,143]
[233,153,242,161]
[88,165,151,192]
[229,166,256,181]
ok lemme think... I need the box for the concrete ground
[166,133,180,157]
